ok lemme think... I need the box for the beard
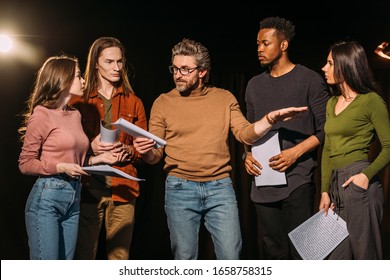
[174,78,200,93]
[259,52,282,69]
[175,80,189,92]
[260,60,270,68]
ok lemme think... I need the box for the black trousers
[254,183,315,260]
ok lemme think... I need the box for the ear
[281,40,288,52]
[198,68,207,79]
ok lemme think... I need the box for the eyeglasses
[168,65,199,76]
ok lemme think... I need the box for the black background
[1,0,390,259]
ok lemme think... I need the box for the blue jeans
[165,175,242,260]
[25,175,81,260]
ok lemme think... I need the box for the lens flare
[0,34,13,52]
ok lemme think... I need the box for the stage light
[0,30,45,67]
[375,42,390,60]
[0,34,13,53]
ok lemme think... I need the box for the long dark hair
[328,40,380,96]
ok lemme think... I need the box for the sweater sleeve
[18,108,56,175]
[321,133,332,193]
[307,72,329,144]
[228,92,258,145]
[361,94,390,179]
[320,98,333,193]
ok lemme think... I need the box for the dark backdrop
[1,0,389,260]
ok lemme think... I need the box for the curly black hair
[259,17,295,42]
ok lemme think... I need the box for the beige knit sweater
[148,86,258,181]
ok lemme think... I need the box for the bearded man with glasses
[133,38,308,260]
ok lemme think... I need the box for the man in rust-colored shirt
[70,37,147,260]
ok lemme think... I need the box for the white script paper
[288,208,349,260]
[100,121,119,143]
[83,165,145,181]
[251,131,286,186]
[112,118,166,148]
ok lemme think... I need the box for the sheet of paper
[100,121,119,143]
[251,131,286,186]
[112,118,166,148]
[288,208,349,260]
[83,165,145,181]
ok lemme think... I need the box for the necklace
[344,96,355,101]
[342,92,357,102]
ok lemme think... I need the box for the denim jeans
[25,175,81,260]
[165,175,242,260]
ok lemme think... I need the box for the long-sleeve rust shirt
[70,87,147,202]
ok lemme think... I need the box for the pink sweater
[19,105,89,176]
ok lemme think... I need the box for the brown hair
[18,55,78,140]
[83,37,134,100]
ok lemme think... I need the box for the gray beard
[175,79,200,93]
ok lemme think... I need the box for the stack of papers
[83,165,145,181]
[85,118,167,181]
[288,208,349,260]
[112,118,166,148]
[251,132,286,186]
[100,120,119,143]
